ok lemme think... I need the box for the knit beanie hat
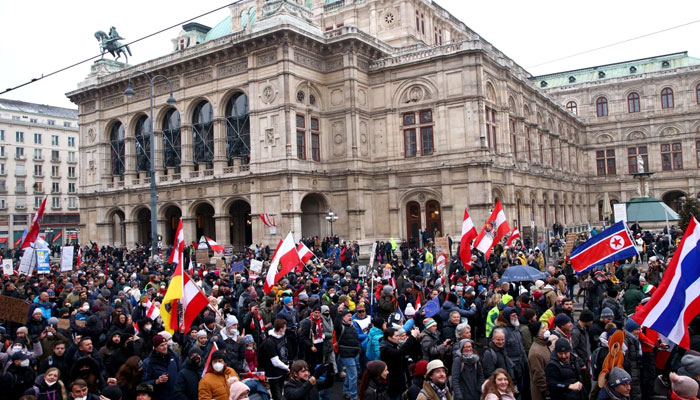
[579,310,594,323]
[101,386,123,400]
[670,372,699,398]
[681,354,700,376]
[600,307,615,319]
[625,318,640,332]
[366,360,387,377]
[229,381,250,400]
[423,318,437,330]
[211,350,226,362]
[608,367,632,387]
[412,360,428,377]
[528,321,543,338]
[554,313,572,327]
[152,334,166,347]
[501,294,514,305]
[404,303,416,316]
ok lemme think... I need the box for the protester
[416,360,452,400]
[358,360,389,400]
[481,368,516,400]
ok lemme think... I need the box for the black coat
[363,377,390,400]
[379,335,419,397]
[283,376,334,400]
[172,359,201,400]
[545,352,584,400]
[335,319,360,358]
[2,363,37,400]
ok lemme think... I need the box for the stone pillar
[124,220,138,248]
[123,137,137,183]
[153,131,165,175]
[183,217,197,243]
[214,215,229,245]
[213,119,227,172]
[180,125,193,175]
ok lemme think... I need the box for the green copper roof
[531,52,700,89]
[626,197,679,222]
[204,17,231,42]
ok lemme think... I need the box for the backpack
[590,346,607,379]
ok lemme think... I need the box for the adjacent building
[0,99,80,248]
[66,0,698,251]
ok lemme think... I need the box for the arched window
[661,87,674,109]
[566,101,578,115]
[248,7,256,25]
[192,101,214,168]
[134,115,151,172]
[627,92,640,113]
[109,122,125,175]
[696,84,700,105]
[596,97,608,117]
[225,92,250,165]
[240,9,248,29]
[162,109,181,168]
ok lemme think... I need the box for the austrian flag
[473,201,510,256]
[459,208,478,268]
[264,232,302,293]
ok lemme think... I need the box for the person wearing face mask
[2,351,37,400]
[527,321,552,400]
[210,316,247,373]
[26,367,66,400]
[141,334,181,399]
[198,350,239,400]
[379,326,420,400]
[133,318,157,360]
[173,347,204,400]
[450,339,484,400]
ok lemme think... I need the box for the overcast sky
[1,0,699,109]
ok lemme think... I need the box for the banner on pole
[36,249,50,274]
[18,248,34,275]
[60,246,74,272]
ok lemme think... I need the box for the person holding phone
[419,317,451,361]
[141,334,181,399]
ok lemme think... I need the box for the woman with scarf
[359,360,390,400]
[451,339,484,400]
[25,367,66,400]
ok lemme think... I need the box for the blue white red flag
[569,221,638,275]
[633,217,700,349]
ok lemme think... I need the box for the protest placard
[0,295,31,323]
[60,246,74,272]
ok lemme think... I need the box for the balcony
[14,155,26,161]
[16,187,26,194]
[67,159,77,164]
[33,173,44,178]
[15,204,26,210]
[67,175,77,180]
[51,157,60,163]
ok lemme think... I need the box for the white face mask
[167,340,175,347]
[13,346,23,352]
[82,306,89,312]
[45,379,55,386]
[212,362,225,372]
[74,396,87,400]
[542,330,551,340]
[144,324,152,331]
[228,328,239,338]
[20,359,30,367]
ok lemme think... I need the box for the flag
[205,237,225,253]
[201,342,220,378]
[264,232,302,293]
[76,247,82,267]
[423,296,441,318]
[133,322,140,335]
[51,231,63,244]
[633,217,700,349]
[144,299,160,320]
[160,263,184,333]
[182,270,209,333]
[415,295,422,311]
[21,197,46,249]
[473,201,510,256]
[259,214,276,227]
[436,253,447,274]
[569,221,638,275]
[14,231,26,248]
[168,219,185,266]
[459,208,477,268]
[231,260,244,272]
[295,242,314,273]
[506,226,521,247]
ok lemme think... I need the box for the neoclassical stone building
[66,0,696,250]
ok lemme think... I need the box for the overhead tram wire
[0,1,242,97]
[527,18,700,70]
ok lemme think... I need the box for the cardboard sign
[358,265,367,277]
[18,248,35,275]
[0,295,31,323]
[250,259,263,274]
[57,318,70,330]
[196,249,210,264]
[2,259,13,275]
[224,245,234,257]
[36,249,50,274]
[60,246,74,272]
[434,237,450,254]
[216,258,226,270]
[563,232,578,257]
[614,203,628,223]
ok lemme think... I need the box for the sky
[1,0,700,109]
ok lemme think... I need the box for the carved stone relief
[332,121,345,157]
[185,68,213,86]
[257,51,277,67]
[331,89,343,106]
[217,60,248,78]
[261,84,278,104]
[358,89,367,106]
[359,120,369,156]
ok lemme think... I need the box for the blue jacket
[366,326,384,361]
[142,349,181,399]
[438,300,476,322]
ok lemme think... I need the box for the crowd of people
[0,224,697,400]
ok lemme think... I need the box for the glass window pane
[672,142,682,151]
[596,150,604,158]
[661,144,670,152]
[404,129,416,157]
[662,153,672,170]
[296,115,305,128]
[421,127,433,155]
[310,118,319,131]
[403,113,415,126]
[420,110,432,123]
[628,147,636,156]
[673,153,683,169]
[606,149,615,157]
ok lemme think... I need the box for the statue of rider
[109,26,124,42]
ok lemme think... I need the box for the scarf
[671,392,697,400]
[312,317,324,343]
[429,381,448,400]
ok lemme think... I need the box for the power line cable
[527,18,700,69]
[0,1,240,97]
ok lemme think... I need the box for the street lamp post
[125,71,176,259]
[325,210,338,236]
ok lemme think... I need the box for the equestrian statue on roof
[94,26,132,63]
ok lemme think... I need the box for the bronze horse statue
[95,26,132,63]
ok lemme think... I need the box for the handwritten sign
[0,295,31,323]
[2,259,13,275]
[18,249,34,275]
[434,237,450,254]
[196,249,210,264]
[57,318,70,330]
[250,259,263,274]
[224,245,234,257]
[36,249,50,274]
[60,246,75,272]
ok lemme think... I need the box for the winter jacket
[601,298,625,328]
[623,285,644,316]
[450,351,484,400]
[366,326,384,361]
[482,342,514,379]
[624,333,642,400]
[210,331,247,373]
[545,351,583,400]
[26,374,65,400]
[419,329,449,361]
[378,294,396,321]
[283,375,334,400]
[141,349,182,399]
[2,363,37,400]
[528,337,551,400]
[416,380,453,400]
[438,300,476,323]
[502,322,528,363]
[379,335,419,397]
[197,367,238,400]
[335,318,361,358]
[362,377,390,400]
[407,376,425,400]
[571,323,591,370]
[173,358,202,400]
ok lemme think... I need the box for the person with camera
[141,334,181,399]
[283,360,335,400]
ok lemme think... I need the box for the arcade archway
[194,203,215,240]
[228,200,252,250]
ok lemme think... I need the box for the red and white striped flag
[506,226,521,247]
[205,237,225,253]
[459,208,478,269]
[295,242,314,273]
[144,299,160,320]
[168,219,185,266]
[76,247,82,267]
[436,253,447,274]
[259,214,276,227]
[264,232,302,293]
[21,197,46,249]
[51,231,63,244]
[182,271,209,333]
[473,201,510,256]
[201,342,220,378]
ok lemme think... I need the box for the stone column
[180,124,193,176]
[214,215,229,245]
[124,220,138,248]
[213,119,227,173]
[182,217,197,243]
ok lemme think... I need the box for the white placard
[60,246,75,272]
[368,242,377,270]
[269,226,277,235]
[250,259,263,274]
[613,203,628,223]
[18,248,35,275]
[3,259,13,275]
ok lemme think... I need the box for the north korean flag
[570,220,638,275]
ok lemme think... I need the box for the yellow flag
[159,264,183,333]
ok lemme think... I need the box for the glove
[312,364,326,379]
